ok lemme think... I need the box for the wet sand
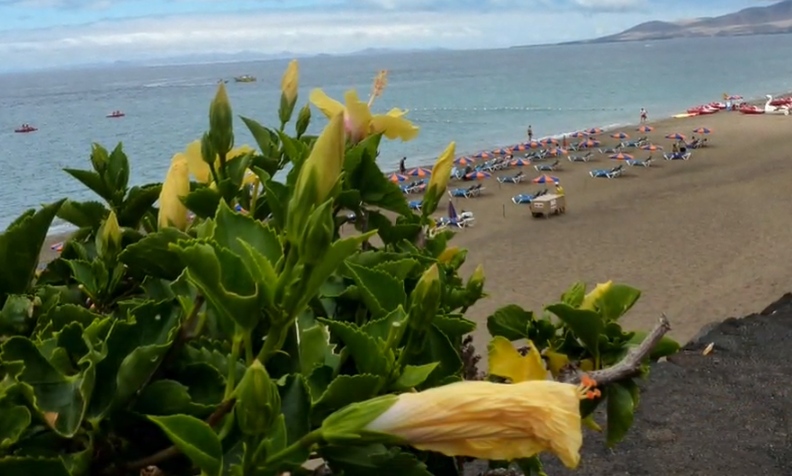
[38,109,792,347]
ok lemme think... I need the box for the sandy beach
[38,108,792,347]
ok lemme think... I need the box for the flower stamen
[368,69,388,107]
[577,375,600,400]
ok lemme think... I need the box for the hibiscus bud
[90,143,108,174]
[234,360,281,436]
[97,210,122,259]
[209,82,234,157]
[408,264,442,331]
[158,154,190,230]
[295,103,311,138]
[298,200,335,266]
[279,60,299,125]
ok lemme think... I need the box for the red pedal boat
[14,125,37,133]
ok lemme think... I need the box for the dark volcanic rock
[468,293,792,476]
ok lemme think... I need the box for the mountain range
[581,0,792,43]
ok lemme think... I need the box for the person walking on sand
[527,126,533,142]
[399,157,407,175]
[555,183,565,196]
[640,108,647,123]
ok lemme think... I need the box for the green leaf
[0,295,34,335]
[628,332,681,359]
[105,142,130,196]
[88,300,181,419]
[225,153,253,188]
[344,145,411,216]
[322,444,433,476]
[311,374,381,422]
[261,180,289,229]
[516,457,548,476]
[406,325,463,387]
[173,241,260,330]
[133,379,213,416]
[241,116,276,157]
[372,258,421,281]
[36,304,103,338]
[486,305,534,341]
[119,227,190,280]
[64,168,112,202]
[606,382,635,447]
[183,187,223,219]
[345,262,406,319]
[299,322,338,375]
[392,363,439,391]
[213,200,283,264]
[56,200,107,229]
[546,303,604,357]
[433,315,476,337]
[598,284,642,321]
[148,414,223,476]
[119,184,162,227]
[361,306,407,342]
[560,281,586,308]
[0,457,70,476]
[0,337,94,438]
[0,200,65,297]
[319,319,390,376]
[0,404,31,449]
[277,374,312,445]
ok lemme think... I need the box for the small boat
[106,111,125,118]
[739,105,764,115]
[686,105,719,116]
[14,124,37,133]
[234,75,256,83]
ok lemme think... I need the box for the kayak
[14,127,37,133]
[107,113,125,118]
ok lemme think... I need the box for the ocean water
[2,34,792,232]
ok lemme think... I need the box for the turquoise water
[2,34,792,232]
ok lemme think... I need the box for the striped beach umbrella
[641,144,663,151]
[665,133,686,141]
[465,171,491,181]
[610,152,635,161]
[492,147,511,155]
[524,141,543,149]
[51,241,64,253]
[511,144,527,151]
[546,147,568,157]
[407,167,432,177]
[510,158,531,167]
[540,138,559,146]
[568,131,588,138]
[586,127,603,135]
[610,132,629,139]
[473,151,492,159]
[454,157,476,167]
[693,127,712,134]
[388,173,409,183]
[532,174,559,184]
[578,139,601,148]
[637,125,654,132]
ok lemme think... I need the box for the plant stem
[218,152,227,179]
[243,332,254,366]
[225,331,242,398]
[209,161,220,185]
[257,322,289,363]
[263,429,322,468]
[250,178,261,216]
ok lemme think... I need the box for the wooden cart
[529,194,566,218]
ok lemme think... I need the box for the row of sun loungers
[449,183,485,198]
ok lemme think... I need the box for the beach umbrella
[454,157,475,167]
[665,133,686,141]
[387,173,409,183]
[586,127,603,135]
[640,144,663,151]
[546,147,568,157]
[637,125,654,132]
[473,151,492,159]
[51,242,64,253]
[578,139,601,148]
[569,131,588,138]
[727,95,743,101]
[465,171,492,181]
[510,158,531,167]
[492,147,511,155]
[610,152,635,161]
[540,138,558,146]
[693,127,712,134]
[532,174,559,184]
[523,140,542,149]
[407,167,432,177]
[511,144,527,151]
[610,132,629,139]
[448,200,458,220]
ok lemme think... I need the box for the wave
[409,106,627,113]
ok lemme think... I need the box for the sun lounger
[401,179,426,194]
[589,164,624,179]
[627,157,654,167]
[534,159,560,172]
[448,184,484,198]
[497,171,525,184]
[512,193,537,204]
[409,200,423,211]
[598,146,621,155]
[568,152,593,163]
[436,212,475,229]
[450,167,465,181]
[663,152,691,161]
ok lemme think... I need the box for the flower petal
[158,153,191,230]
[184,140,211,183]
[370,113,419,142]
[488,336,547,383]
[309,88,344,118]
[579,281,613,311]
[344,90,374,141]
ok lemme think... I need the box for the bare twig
[562,314,672,386]
[126,398,236,472]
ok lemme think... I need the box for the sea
[2,34,792,233]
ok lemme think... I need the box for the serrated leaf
[212,200,283,264]
[406,325,462,387]
[64,168,112,202]
[392,363,439,391]
[598,284,642,321]
[319,319,389,376]
[105,142,130,195]
[0,295,33,335]
[433,314,476,337]
[311,374,381,423]
[241,116,276,157]
[119,227,190,280]
[560,281,586,308]
[278,374,311,445]
[148,414,223,476]
[361,306,407,342]
[133,379,213,416]
[321,444,433,476]
[183,187,223,219]
[0,200,64,297]
[546,303,604,358]
[261,179,289,229]
[606,382,635,447]
[119,184,162,227]
[372,258,421,281]
[486,304,534,341]
[0,404,31,449]
[299,323,337,375]
[0,336,94,437]
[56,200,107,229]
[345,262,406,319]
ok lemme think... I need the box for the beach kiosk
[529,193,566,218]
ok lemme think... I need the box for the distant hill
[577,0,792,43]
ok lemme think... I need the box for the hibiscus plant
[0,62,679,476]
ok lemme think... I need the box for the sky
[0,0,780,71]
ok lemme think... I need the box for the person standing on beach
[640,108,647,123]
[527,126,533,142]
[399,157,407,174]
